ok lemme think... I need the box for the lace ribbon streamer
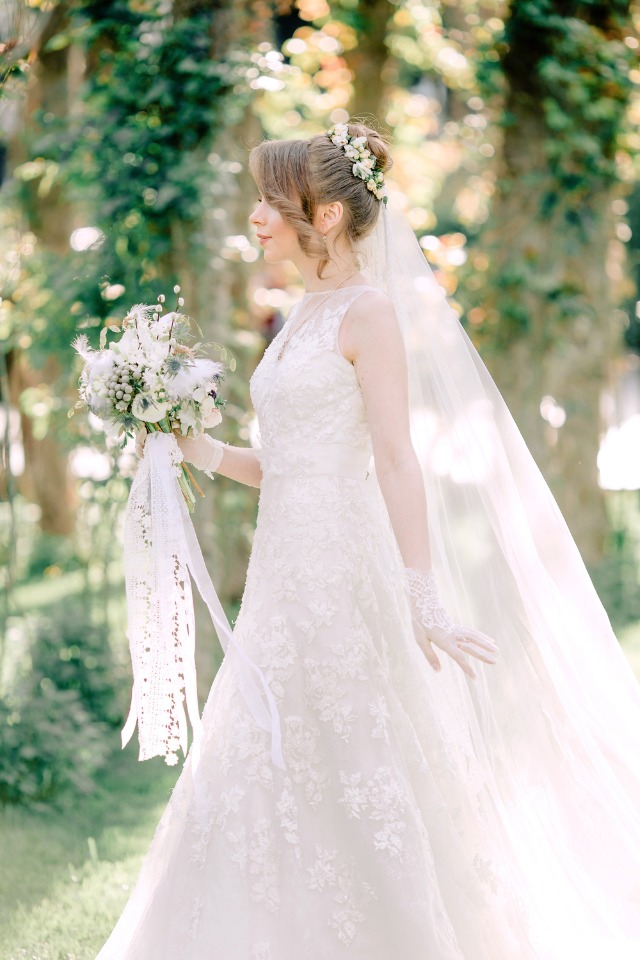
[121,431,284,769]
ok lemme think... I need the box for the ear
[315,201,344,236]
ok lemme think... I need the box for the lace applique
[256,614,298,704]
[305,845,378,946]
[275,784,302,854]
[368,695,391,743]
[404,567,456,634]
[338,766,410,859]
[250,943,273,960]
[283,716,329,807]
[220,705,273,789]
[249,287,374,452]
[188,896,203,941]
[296,597,338,641]
[226,819,280,912]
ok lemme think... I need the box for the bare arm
[340,290,498,678]
[213,442,263,488]
[339,290,432,571]
[172,434,263,488]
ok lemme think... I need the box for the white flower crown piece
[326,123,388,203]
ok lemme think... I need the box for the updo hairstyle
[248,122,392,278]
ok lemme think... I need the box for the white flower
[176,406,198,431]
[330,124,350,146]
[352,160,372,181]
[164,358,222,400]
[202,397,222,427]
[131,394,169,422]
[350,135,367,150]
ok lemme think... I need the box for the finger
[459,628,498,651]
[457,642,497,665]
[445,645,477,680]
[417,638,441,673]
[135,426,147,458]
[456,628,499,654]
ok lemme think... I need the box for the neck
[292,245,361,293]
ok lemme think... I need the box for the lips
[257,234,271,246]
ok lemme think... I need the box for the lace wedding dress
[97,285,638,960]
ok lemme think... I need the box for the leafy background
[1,0,640,956]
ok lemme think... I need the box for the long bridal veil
[359,203,640,956]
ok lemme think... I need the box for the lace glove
[134,428,226,475]
[404,567,498,680]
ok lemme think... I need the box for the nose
[249,201,264,226]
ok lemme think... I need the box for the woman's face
[249,196,301,263]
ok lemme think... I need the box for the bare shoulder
[339,288,400,363]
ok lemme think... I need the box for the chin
[263,246,288,264]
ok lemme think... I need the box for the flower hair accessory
[326,123,388,203]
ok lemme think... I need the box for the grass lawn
[0,746,180,960]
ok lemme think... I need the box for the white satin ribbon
[121,431,284,770]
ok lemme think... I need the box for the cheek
[270,214,300,250]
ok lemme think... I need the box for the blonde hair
[248,122,392,277]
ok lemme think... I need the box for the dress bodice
[249,285,376,457]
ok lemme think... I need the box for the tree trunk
[4,1,77,536]
[467,2,631,566]
[342,0,393,121]
[480,152,615,564]
[7,353,76,535]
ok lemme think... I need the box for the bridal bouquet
[71,289,238,768]
[72,286,225,511]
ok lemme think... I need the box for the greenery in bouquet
[71,286,225,510]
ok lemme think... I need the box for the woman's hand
[173,433,225,473]
[413,620,498,680]
[134,426,224,473]
[135,425,147,459]
[404,567,498,680]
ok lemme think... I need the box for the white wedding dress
[97,285,640,960]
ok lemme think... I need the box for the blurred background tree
[0,0,639,838]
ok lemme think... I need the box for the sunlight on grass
[0,748,180,960]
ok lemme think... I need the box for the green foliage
[2,0,258,423]
[0,686,110,806]
[464,0,636,349]
[29,602,124,729]
[67,1,251,273]
[0,593,124,806]
[499,0,634,206]
[589,491,640,630]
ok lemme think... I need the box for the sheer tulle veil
[358,201,640,952]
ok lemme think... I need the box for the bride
[97,122,640,959]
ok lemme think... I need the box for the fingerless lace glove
[176,433,226,475]
[404,567,456,635]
